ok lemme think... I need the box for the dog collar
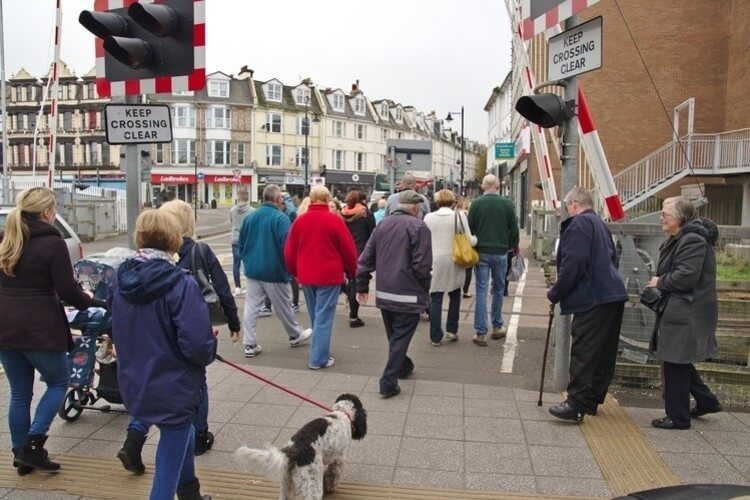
[338,409,353,422]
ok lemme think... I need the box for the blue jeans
[128,381,209,434]
[150,423,196,500]
[231,243,242,288]
[302,285,339,367]
[474,253,508,335]
[429,288,461,343]
[0,350,70,449]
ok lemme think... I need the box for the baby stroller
[58,248,134,422]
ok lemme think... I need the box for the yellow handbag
[452,211,479,267]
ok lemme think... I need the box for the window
[266,82,282,101]
[63,142,73,164]
[380,103,389,118]
[28,113,36,131]
[237,143,245,165]
[155,143,164,164]
[356,124,365,140]
[206,140,229,166]
[266,144,282,166]
[206,107,230,128]
[381,128,388,142]
[87,83,96,99]
[356,152,364,171]
[63,112,73,131]
[208,80,229,98]
[101,142,110,165]
[173,105,196,128]
[295,87,310,105]
[265,113,282,133]
[332,94,345,111]
[333,121,345,137]
[58,86,64,99]
[395,108,402,121]
[171,139,196,164]
[295,146,309,168]
[68,85,76,100]
[296,116,310,135]
[397,132,403,139]
[353,98,365,114]
[333,150,344,170]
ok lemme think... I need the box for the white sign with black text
[547,16,603,81]
[105,104,173,145]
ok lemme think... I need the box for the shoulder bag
[190,242,227,326]
[452,210,479,267]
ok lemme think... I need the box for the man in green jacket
[467,175,519,347]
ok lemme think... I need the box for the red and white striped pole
[576,85,625,220]
[47,0,62,187]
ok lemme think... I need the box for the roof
[149,76,253,105]
[319,88,376,123]
[10,68,35,81]
[254,79,324,114]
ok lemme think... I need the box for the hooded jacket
[229,202,254,244]
[650,217,719,364]
[107,254,216,427]
[0,216,91,351]
[238,202,292,283]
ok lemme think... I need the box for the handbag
[452,210,479,267]
[190,242,227,326]
[639,286,668,315]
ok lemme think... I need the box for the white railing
[614,128,750,209]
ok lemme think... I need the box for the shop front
[151,170,253,207]
[322,171,375,200]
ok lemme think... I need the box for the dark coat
[342,206,376,255]
[176,237,241,332]
[107,256,216,427]
[0,216,91,351]
[649,218,719,364]
[547,209,627,315]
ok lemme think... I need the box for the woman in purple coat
[108,209,216,500]
[0,187,92,474]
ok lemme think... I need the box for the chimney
[238,65,254,78]
[351,79,360,94]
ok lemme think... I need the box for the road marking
[500,258,528,374]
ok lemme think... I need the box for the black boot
[12,447,33,476]
[15,435,60,471]
[176,477,211,500]
[117,429,147,474]
[194,429,214,456]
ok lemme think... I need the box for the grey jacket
[649,218,719,364]
[384,191,431,220]
[229,203,254,244]
[356,209,432,314]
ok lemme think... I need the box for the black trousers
[663,362,720,427]
[463,267,473,294]
[346,279,360,319]
[380,310,419,393]
[566,301,625,412]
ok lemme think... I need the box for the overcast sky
[4,0,512,142]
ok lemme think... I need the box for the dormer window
[395,108,403,121]
[208,81,229,98]
[380,103,389,118]
[332,94,345,111]
[266,82,282,102]
[353,98,365,115]
[296,87,311,105]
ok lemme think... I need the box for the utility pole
[125,94,141,249]
[460,105,465,196]
[388,146,396,194]
[552,14,581,392]
[0,0,9,203]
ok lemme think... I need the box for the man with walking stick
[546,187,627,422]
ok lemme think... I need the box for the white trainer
[289,328,312,347]
[244,345,262,358]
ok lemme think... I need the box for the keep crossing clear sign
[104,104,173,145]
[547,16,603,81]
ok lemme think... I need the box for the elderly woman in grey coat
[648,196,722,430]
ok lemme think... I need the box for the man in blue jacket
[238,184,311,358]
[547,187,627,422]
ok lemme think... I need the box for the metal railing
[614,128,750,209]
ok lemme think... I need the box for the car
[369,190,390,204]
[0,208,84,266]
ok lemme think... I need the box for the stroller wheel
[58,388,87,422]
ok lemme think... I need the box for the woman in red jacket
[285,186,358,369]
[0,187,92,473]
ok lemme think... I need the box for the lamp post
[445,106,464,196]
[302,97,320,197]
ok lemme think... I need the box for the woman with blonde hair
[108,209,215,500]
[0,187,92,473]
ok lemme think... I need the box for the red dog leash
[215,354,333,413]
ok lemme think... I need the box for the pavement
[0,231,748,498]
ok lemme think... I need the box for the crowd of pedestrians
[0,179,726,498]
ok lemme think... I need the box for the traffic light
[515,94,575,128]
[79,0,195,82]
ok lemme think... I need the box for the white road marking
[500,258,528,374]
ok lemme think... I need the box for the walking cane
[538,303,555,407]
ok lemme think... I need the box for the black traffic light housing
[515,93,576,128]
[79,0,194,81]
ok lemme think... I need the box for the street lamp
[302,96,320,197]
[445,106,464,196]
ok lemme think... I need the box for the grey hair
[564,187,593,207]
[664,196,697,225]
[401,173,416,188]
[238,189,249,202]
[263,184,282,203]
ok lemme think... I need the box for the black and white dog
[235,394,367,500]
